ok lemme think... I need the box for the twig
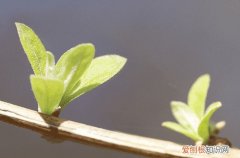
[0,100,239,158]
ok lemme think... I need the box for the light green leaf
[198,102,222,142]
[55,43,94,92]
[30,75,64,115]
[16,23,47,76]
[46,51,55,77]
[188,74,210,118]
[162,122,202,141]
[46,51,55,68]
[60,55,127,107]
[171,101,200,132]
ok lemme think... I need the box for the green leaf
[46,51,55,68]
[60,55,127,107]
[188,74,210,118]
[171,101,199,132]
[198,102,222,142]
[46,51,55,77]
[162,122,202,141]
[16,23,47,76]
[30,75,64,115]
[55,43,94,93]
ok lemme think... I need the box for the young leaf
[188,74,210,118]
[197,102,222,142]
[46,51,55,68]
[30,75,64,115]
[16,23,47,76]
[55,43,94,92]
[60,55,127,107]
[46,51,55,77]
[162,122,202,141]
[171,101,199,132]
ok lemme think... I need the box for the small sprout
[162,74,223,144]
[16,22,127,115]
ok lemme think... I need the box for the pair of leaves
[162,74,222,143]
[60,55,127,106]
[16,22,127,115]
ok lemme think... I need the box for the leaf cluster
[162,74,222,143]
[16,23,126,115]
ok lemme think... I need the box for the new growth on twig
[162,74,225,145]
[16,23,127,115]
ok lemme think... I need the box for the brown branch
[0,100,239,158]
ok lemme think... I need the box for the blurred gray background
[0,0,240,157]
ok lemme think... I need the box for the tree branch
[0,100,239,158]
